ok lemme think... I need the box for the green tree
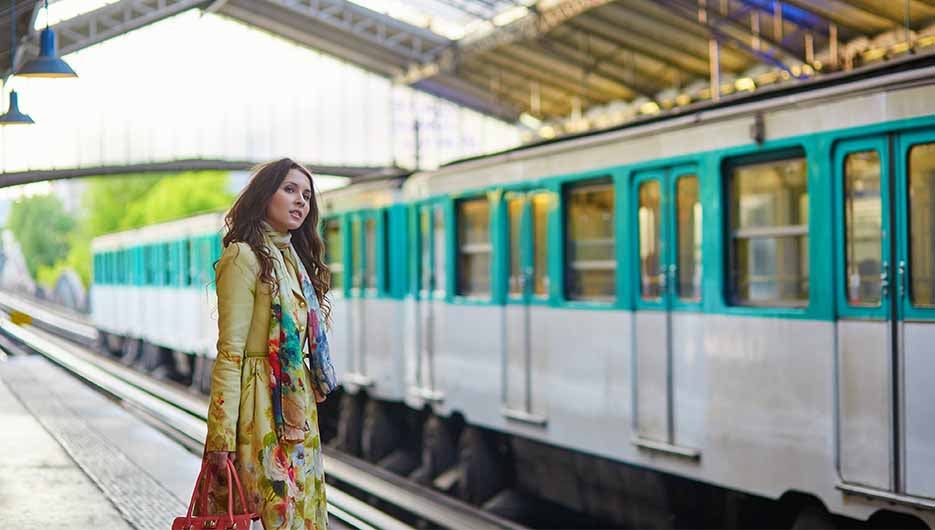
[120,171,233,229]
[82,173,164,235]
[7,194,76,278]
[48,170,234,288]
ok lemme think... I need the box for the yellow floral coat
[206,241,327,530]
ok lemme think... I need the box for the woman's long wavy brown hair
[222,158,331,327]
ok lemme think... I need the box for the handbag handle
[184,458,250,524]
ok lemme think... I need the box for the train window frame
[348,209,389,299]
[322,216,345,295]
[724,149,810,308]
[562,176,616,303]
[455,195,493,300]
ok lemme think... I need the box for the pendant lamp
[19,0,76,78]
[0,91,34,125]
[1,0,34,125]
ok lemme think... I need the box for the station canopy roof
[3,0,935,141]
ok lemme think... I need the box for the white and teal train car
[323,58,935,528]
[90,56,935,528]
[91,212,225,385]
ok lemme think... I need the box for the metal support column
[709,39,720,102]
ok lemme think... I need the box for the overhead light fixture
[2,0,34,125]
[0,91,35,125]
[18,0,77,78]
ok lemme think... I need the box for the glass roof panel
[350,0,537,40]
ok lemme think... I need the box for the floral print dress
[206,239,328,530]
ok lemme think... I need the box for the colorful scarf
[261,222,335,443]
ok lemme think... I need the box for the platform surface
[0,354,201,529]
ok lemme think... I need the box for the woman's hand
[313,388,326,404]
[205,450,236,485]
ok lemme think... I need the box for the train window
[433,207,447,295]
[419,209,431,294]
[844,151,882,306]
[532,193,550,297]
[565,179,615,301]
[121,250,129,285]
[180,240,191,286]
[324,219,343,290]
[351,219,362,290]
[186,240,197,287]
[728,156,809,306]
[638,181,663,300]
[457,197,491,297]
[909,142,935,308]
[507,196,523,296]
[677,176,702,301]
[364,218,377,291]
[168,242,178,287]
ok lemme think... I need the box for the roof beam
[562,17,710,77]
[839,0,911,27]
[458,67,568,117]
[395,0,615,85]
[657,0,804,72]
[600,1,750,71]
[761,0,871,36]
[8,0,209,77]
[470,50,614,107]
[524,38,658,99]
[261,0,451,63]
[485,44,632,101]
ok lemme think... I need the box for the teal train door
[835,129,935,500]
[632,166,702,458]
[502,190,549,425]
[412,203,445,402]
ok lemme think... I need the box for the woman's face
[265,168,312,232]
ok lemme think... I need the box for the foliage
[6,194,75,279]
[17,171,234,289]
[119,171,234,229]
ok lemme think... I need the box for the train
[91,55,935,528]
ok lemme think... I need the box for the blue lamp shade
[18,27,77,78]
[0,91,34,125]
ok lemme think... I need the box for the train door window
[433,207,447,296]
[638,180,663,300]
[531,192,550,296]
[163,243,172,286]
[457,197,491,297]
[121,250,129,285]
[351,219,362,292]
[207,234,222,284]
[507,196,523,296]
[168,242,179,287]
[676,175,702,301]
[565,179,615,301]
[364,217,377,292]
[186,239,197,287]
[908,142,935,307]
[728,155,809,306]
[324,219,343,290]
[180,240,191,286]
[843,151,883,306]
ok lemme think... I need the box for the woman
[204,158,332,530]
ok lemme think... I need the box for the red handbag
[173,459,257,530]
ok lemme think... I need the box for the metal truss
[10,0,209,76]
[395,0,615,85]
[264,0,451,64]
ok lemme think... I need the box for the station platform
[0,354,201,529]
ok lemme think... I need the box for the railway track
[0,292,527,530]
